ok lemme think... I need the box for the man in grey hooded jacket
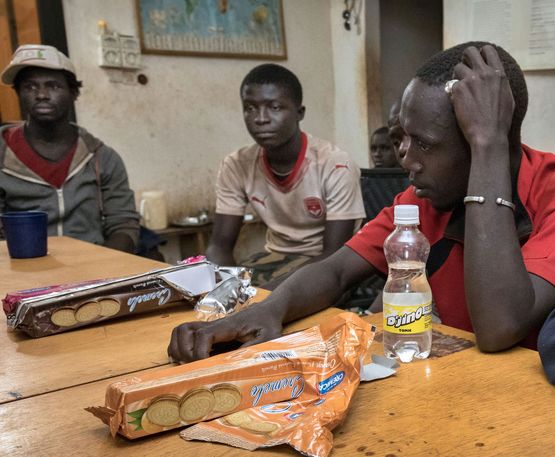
[0,44,139,253]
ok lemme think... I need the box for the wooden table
[0,237,170,403]
[338,315,555,457]
[1,237,553,456]
[0,237,276,404]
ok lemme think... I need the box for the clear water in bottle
[383,205,432,363]
[383,261,432,362]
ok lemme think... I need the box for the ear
[297,105,306,122]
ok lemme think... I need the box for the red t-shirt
[347,145,555,349]
[2,126,77,188]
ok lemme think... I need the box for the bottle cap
[394,204,419,225]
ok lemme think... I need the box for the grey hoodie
[0,124,139,246]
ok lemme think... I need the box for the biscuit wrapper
[182,397,343,457]
[86,312,374,440]
[194,266,256,321]
[3,261,221,338]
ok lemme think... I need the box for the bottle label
[383,295,432,334]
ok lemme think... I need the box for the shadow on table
[373,329,475,358]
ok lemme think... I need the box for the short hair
[415,41,527,145]
[372,126,390,137]
[240,64,303,106]
[13,67,83,96]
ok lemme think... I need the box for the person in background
[387,99,404,161]
[0,44,139,253]
[206,64,366,289]
[369,126,400,168]
[362,109,405,313]
[169,42,555,364]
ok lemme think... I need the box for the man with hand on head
[0,44,139,253]
[169,42,555,363]
[206,64,365,289]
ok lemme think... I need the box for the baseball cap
[1,44,76,85]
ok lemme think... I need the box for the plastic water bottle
[383,205,432,362]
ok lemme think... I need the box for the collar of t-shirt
[3,125,77,188]
[261,131,308,189]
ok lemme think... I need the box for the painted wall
[330,0,370,166]
[62,0,370,221]
[444,0,555,152]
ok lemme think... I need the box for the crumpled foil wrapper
[194,266,256,321]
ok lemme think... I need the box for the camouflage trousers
[240,251,311,287]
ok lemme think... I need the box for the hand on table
[167,304,283,363]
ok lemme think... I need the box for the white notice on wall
[459,0,555,70]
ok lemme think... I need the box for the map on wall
[136,0,287,59]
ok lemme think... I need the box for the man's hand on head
[450,44,515,150]
[167,303,284,363]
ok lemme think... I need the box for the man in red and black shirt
[168,42,555,363]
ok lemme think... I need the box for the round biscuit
[223,410,252,427]
[50,308,77,327]
[211,384,242,413]
[98,298,121,317]
[179,388,215,422]
[146,396,181,427]
[140,410,164,434]
[75,301,101,322]
[240,420,279,434]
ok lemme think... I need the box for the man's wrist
[469,136,510,157]
[251,293,289,325]
[105,232,136,253]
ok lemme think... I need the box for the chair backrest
[360,168,410,221]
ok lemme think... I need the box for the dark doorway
[366,0,443,130]
[0,0,72,123]
[37,0,69,56]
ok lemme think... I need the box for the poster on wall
[135,0,287,60]
[446,0,555,71]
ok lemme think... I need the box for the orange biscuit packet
[86,312,374,440]
[182,396,346,456]
[179,312,375,457]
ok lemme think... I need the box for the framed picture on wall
[135,0,287,60]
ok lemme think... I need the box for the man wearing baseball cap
[0,44,139,252]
